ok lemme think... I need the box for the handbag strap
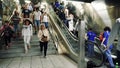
[42,30,44,36]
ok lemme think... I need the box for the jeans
[87,43,94,57]
[104,50,115,68]
[14,23,19,33]
[43,22,48,28]
[64,20,69,28]
[34,20,40,27]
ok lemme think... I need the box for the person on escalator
[86,28,96,58]
[38,24,50,58]
[68,14,74,33]
[101,26,115,68]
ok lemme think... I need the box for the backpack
[99,32,104,42]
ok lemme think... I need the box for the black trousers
[117,50,120,66]
[39,41,48,56]
[4,36,11,46]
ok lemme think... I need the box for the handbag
[41,31,48,42]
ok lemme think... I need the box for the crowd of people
[86,27,115,68]
[0,1,50,58]
[52,1,115,68]
[0,0,117,67]
[51,1,79,37]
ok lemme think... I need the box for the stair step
[0,50,57,59]
[0,35,57,58]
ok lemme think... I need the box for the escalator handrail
[48,9,76,49]
[86,40,105,67]
[49,5,79,41]
[49,4,104,67]
[48,7,78,55]
[48,20,58,52]
[54,11,79,41]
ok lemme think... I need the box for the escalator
[48,5,105,67]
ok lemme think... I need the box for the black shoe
[44,56,46,58]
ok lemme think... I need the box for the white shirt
[116,18,120,23]
[34,11,41,20]
[42,14,48,22]
[22,24,33,36]
[69,19,74,31]
[28,5,33,11]
[64,8,69,17]
[38,29,50,42]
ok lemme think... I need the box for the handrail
[2,1,13,15]
[55,13,79,41]
[48,7,77,53]
[86,40,105,67]
[49,4,105,67]
[48,19,58,52]
[49,15,105,67]
[48,5,78,58]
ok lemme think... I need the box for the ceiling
[66,0,95,3]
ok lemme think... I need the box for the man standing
[101,26,114,68]
[86,28,96,57]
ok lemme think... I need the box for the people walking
[22,5,31,18]
[33,7,41,34]
[101,26,114,68]
[0,21,14,49]
[38,24,50,58]
[42,12,49,28]
[11,11,21,37]
[22,19,33,53]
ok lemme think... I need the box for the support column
[0,0,3,26]
[78,19,86,68]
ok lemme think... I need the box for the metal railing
[48,4,105,67]
[48,19,59,53]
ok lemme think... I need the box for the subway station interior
[0,0,120,68]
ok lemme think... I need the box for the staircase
[0,35,57,58]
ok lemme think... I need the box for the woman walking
[38,24,50,58]
[22,19,33,53]
[42,12,49,28]
[0,21,14,49]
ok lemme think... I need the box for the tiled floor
[0,55,77,68]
